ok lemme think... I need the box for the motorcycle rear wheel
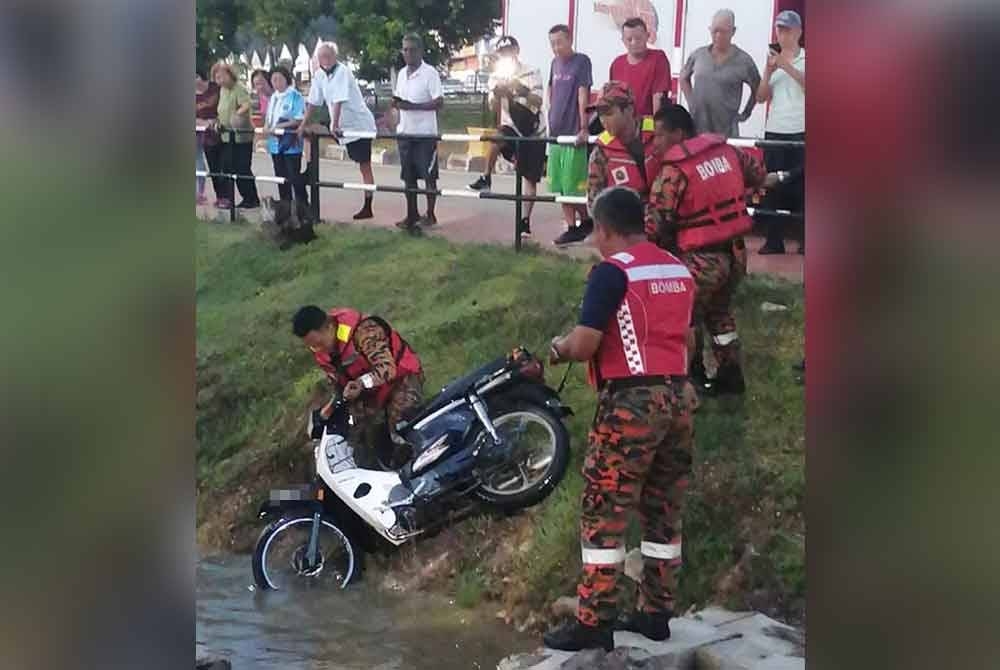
[473,400,570,512]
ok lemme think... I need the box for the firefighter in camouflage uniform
[544,187,697,652]
[292,305,424,468]
[646,103,768,395]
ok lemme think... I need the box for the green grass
[196,222,804,621]
[455,569,487,609]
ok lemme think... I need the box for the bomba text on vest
[650,279,688,295]
[695,156,734,181]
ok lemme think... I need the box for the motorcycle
[251,347,573,590]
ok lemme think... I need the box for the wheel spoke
[479,410,558,498]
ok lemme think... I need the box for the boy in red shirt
[608,16,672,117]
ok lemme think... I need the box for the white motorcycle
[251,348,573,590]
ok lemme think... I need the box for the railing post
[310,133,320,222]
[514,138,523,252]
[228,129,236,223]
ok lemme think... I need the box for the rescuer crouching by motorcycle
[292,305,425,469]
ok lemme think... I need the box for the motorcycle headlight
[412,436,450,474]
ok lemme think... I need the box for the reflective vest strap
[336,322,352,343]
[581,545,627,565]
[640,540,682,560]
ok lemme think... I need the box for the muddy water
[197,554,536,669]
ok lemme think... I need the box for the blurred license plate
[269,486,312,502]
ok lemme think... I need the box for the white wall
[678,0,774,138]
[576,0,678,85]
[505,0,573,77]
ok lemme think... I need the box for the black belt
[601,375,685,393]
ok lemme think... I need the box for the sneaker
[214,199,232,210]
[553,224,590,247]
[394,217,418,230]
[353,203,374,220]
[395,218,423,236]
[418,214,437,227]
[468,174,492,191]
[517,217,532,237]
[543,619,614,652]
[614,610,672,642]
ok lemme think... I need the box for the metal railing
[195,126,805,251]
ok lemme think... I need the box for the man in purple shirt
[547,24,594,247]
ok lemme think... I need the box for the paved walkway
[197,154,804,281]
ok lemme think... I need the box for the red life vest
[312,308,422,407]
[664,134,753,252]
[587,241,695,388]
[596,116,662,197]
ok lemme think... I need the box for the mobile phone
[769,42,782,54]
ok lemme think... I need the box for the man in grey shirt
[679,9,761,137]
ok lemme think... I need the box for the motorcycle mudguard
[501,382,574,417]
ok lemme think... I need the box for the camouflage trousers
[683,239,747,372]
[348,373,425,466]
[576,379,696,627]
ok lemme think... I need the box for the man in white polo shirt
[391,32,444,232]
[755,10,805,254]
[299,42,378,220]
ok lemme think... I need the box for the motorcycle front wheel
[472,400,570,512]
[251,512,359,590]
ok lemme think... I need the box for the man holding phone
[755,10,805,255]
[391,33,444,232]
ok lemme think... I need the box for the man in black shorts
[391,33,445,232]
[299,43,379,220]
[468,35,546,238]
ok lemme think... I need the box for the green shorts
[547,144,589,196]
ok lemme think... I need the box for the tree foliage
[332,0,500,81]
[196,0,500,81]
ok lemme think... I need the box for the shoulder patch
[598,130,614,145]
[611,252,635,264]
[336,323,352,342]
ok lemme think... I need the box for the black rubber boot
[614,610,672,642]
[702,363,746,396]
[689,358,708,388]
[543,619,614,652]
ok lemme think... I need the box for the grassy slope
[196,222,804,623]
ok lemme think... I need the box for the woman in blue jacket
[264,66,309,205]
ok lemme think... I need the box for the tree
[241,0,335,65]
[332,0,501,81]
[196,0,244,73]
[195,0,499,81]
